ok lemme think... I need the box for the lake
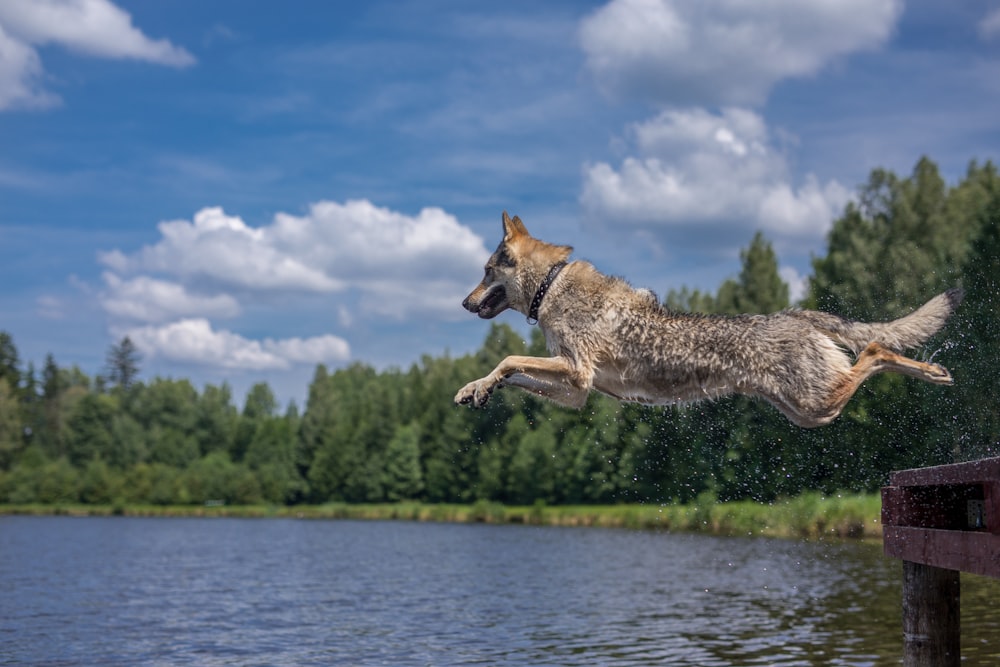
[1,516,998,666]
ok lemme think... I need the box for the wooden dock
[882,456,1000,666]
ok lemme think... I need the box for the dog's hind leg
[455,355,591,409]
[842,341,953,387]
[790,342,953,427]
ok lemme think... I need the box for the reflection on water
[0,516,998,666]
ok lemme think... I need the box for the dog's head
[462,211,571,319]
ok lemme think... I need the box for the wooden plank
[881,484,985,531]
[902,561,960,667]
[884,526,1000,579]
[889,456,1000,487]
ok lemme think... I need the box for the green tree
[184,452,262,505]
[664,286,717,313]
[951,194,1000,459]
[108,413,147,469]
[0,332,21,391]
[733,231,789,312]
[36,354,68,458]
[105,336,141,390]
[800,156,994,486]
[0,446,47,503]
[144,463,185,505]
[0,379,23,468]
[305,364,380,502]
[147,425,200,468]
[297,364,330,479]
[507,419,558,505]
[35,458,80,504]
[133,379,199,468]
[808,157,982,319]
[561,396,621,503]
[79,459,123,504]
[233,382,278,461]
[194,384,237,455]
[382,421,424,501]
[245,411,305,504]
[66,393,116,466]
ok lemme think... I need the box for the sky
[1,0,998,409]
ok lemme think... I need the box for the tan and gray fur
[455,211,962,428]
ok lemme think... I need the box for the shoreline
[0,492,882,539]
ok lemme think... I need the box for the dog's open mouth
[476,285,508,319]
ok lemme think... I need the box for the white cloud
[272,199,488,281]
[0,24,57,110]
[779,265,808,304]
[266,335,351,366]
[0,0,193,110]
[100,273,240,324]
[125,318,350,371]
[103,206,343,293]
[0,0,194,64]
[102,199,490,320]
[757,176,851,237]
[97,198,491,372]
[980,8,1000,40]
[580,107,851,240]
[579,0,903,106]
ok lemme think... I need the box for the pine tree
[105,336,141,390]
[0,332,20,391]
[716,231,789,314]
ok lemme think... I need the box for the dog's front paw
[454,377,496,408]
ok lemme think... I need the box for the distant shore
[0,491,881,539]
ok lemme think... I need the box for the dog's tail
[793,288,964,354]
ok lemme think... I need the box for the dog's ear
[502,210,528,240]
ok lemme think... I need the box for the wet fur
[455,212,962,428]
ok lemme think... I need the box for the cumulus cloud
[101,199,489,319]
[125,319,350,371]
[579,0,903,106]
[101,206,343,293]
[271,200,491,317]
[580,107,852,240]
[272,199,488,282]
[100,273,241,324]
[0,0,193,110]
[99,198,490,371]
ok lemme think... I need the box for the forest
[1,157,998,508]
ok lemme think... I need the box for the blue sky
[1,0,998,408]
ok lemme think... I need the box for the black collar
[527,261,567,325]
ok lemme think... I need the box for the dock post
[902,560,959,666]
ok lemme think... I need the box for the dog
[454,211,962,428]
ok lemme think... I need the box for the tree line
[1,157,998,507]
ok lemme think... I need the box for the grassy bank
[0,492,882,539]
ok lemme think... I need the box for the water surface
[1,516,998,666]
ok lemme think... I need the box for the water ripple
[2,516,999,666]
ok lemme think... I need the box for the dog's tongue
[478,286,506,318]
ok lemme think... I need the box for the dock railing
[881,455,1000,666]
